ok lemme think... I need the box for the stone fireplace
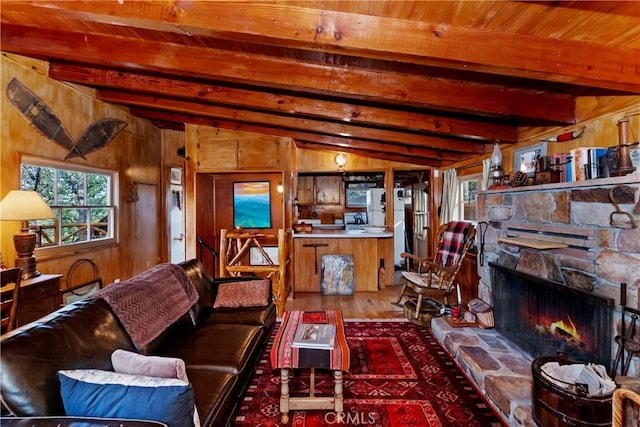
[476,175,640,375]
[491,262,614,370]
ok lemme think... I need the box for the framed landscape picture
[233,181,271,228]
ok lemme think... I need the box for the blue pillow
[58,369,194,427]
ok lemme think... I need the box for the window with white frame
[20,157,118,253]
[458,174,481,222]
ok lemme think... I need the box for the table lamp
[0,190,56,279]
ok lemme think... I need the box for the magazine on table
[292,323,336,349]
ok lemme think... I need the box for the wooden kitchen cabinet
[16,274,63,327]
[296,175,315,205]
[314,175,342,205]
[296,175,343,206]
[293,237,380,293]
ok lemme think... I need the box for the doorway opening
[169,167,185,264]
[393,170,430,262]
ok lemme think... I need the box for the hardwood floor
[284,284,406,320]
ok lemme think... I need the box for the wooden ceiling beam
[1,24,576,123]
[293,140,441,167]
[98,89,487,154]
[48,63,518,143]
[128,108,457,166]
[4,1,638,92]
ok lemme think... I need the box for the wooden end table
[270,310,350,424]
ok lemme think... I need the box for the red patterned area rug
[234,320,504,426]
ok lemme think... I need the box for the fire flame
[549,317,581,341]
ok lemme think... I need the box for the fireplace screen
[491,263,614,371]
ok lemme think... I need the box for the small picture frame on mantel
[514,142,547,177]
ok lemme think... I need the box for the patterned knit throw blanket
[97,263,199,350]
[436,221,471,266]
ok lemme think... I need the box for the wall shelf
[481,173,639,195]
[498,237,568,250]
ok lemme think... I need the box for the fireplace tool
[608,185,638,229]
[611,283,640,379]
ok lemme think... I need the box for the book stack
[570,147,608,181]
[292,323,336,350]
[552,153,573,182]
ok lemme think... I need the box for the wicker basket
[403,300,441,327]
[468,299,494,329]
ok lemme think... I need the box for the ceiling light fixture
[335,153,347,169]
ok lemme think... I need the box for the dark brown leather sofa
[0,259,277,427]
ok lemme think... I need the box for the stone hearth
[431,318,535,426]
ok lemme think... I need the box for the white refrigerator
[367,188,406,267]
[392,188,406,267]
[366,189,386,226]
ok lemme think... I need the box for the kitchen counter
[293,229,393,238]
[293,230,393,293]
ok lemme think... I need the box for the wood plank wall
[0,54,168,290]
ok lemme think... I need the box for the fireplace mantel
[481,173,639,195]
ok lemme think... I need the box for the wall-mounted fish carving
[6,77,127,160]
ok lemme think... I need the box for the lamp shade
[491,142,502,168]
[0,190,56,221]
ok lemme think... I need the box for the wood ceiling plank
[48,63,518,143]
[1,25,576,123]
[3,1,637,92]
[97,89,486,154]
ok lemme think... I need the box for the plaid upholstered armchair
[393,221,476,319]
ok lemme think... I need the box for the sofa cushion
[0,299,136,416]
[111,350,200,427]
[156,324,262,375]
[213,279,270,309]
[186,368,237,427]
[111,349,188,382]
[199,304,276,330]
[58,369,194,427]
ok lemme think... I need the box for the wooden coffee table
[270,310,350,423]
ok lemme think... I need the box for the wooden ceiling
[2,1,639,167]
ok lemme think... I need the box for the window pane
[61,207,88,244]
[90,207,112,240]
[31,218,58,247]
[87,173,110,205]
[460,177,480,222]
[58,170,86,206]
[21,165,55,204]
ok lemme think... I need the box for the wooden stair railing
[197,236,219,277]
[219,228,290,316]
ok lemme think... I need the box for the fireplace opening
[490,262,614,371]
